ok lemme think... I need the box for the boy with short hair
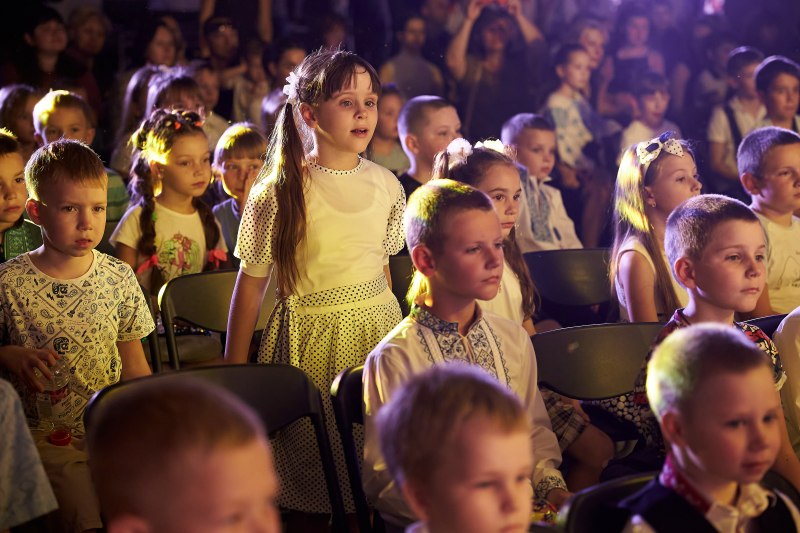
[619,324,800,531]
[363,179,569,529]
[87,376,281,533]
[378,363,535,533]
[396,95,461,200]
[33,89,130,220]
[756,55,800,132]
[0,139,155,531]
[0,128,42,261]
[738,126,800,316]
[623,193,800,491]
[502,112,582,252]
[619,72,681,161]
[707,46,766,196]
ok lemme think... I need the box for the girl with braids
[429,137,614,491]
[110,108,228,297]
[610,132,700,323]
[225,48,405,522]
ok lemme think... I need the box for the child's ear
[404,134,420,156]
[400,480,432,523]
[642,186,657,208]
[674,256,697,290]
[299,102,317,129]
[26,198,42,225]
[660,410,687,448]
[740,172,761,196]
[34,132,45,148]
[410,244,436,277]
[555,64,565,80]
[85,127,96,145]
[148,161,163,181]
[105,514,153,533]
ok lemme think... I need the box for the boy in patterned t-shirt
[0,139,154,531]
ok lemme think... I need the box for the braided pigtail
[193,196,223,270]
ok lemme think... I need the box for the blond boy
[625,193,800,493]
[363,179,568,529]
[396,95,461,200]
[378,363,533,533]
[33,89,130,220]
[87,376,280,533]
[0,139,154,531]
[738,126,800,316]
[619,324,800,531]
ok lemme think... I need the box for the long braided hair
[129,108,222,290]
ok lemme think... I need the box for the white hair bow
[282,71,300,105]
[636,131,684,167]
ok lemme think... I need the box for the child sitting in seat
[378,363,538,533]
[0,129,41,261]
[87,376,281,532]
[619,324,800,531]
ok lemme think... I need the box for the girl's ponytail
[193,196,223,270]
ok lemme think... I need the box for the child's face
[731,63,759,99]
[74,15,107,57]
[163,91,204,116]
[158,132,212,202]
[579,28,606,69]
[195,69,221,110]
[219,156,262,201]
[145,26,176,66]
[429,208,503,303]
[29,178,107,258]
[639,90,670,129]
[399,18,426,53]
[476,163,521,239]
[272,48,306,83]
[12,95,37,145]
[160,438,281,533]
[625,15,649,48]
[419,417,533,533]
[672,367,781,497]
[38,107,95,145]
[26,20,67,54]
[644,153,702,216]
[376,93,403,141]
[514,128,556,179]
[749,143,800,214]
[688,220,766,313]
[305,70,378,158]
[0,152,27,228]
[410,106,462,166]
[762,73,800,122]
[558,51,591,92]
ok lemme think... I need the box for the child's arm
[0,346,59,392]
[383,263,392,291]
[618,251,660,323]
[115,243,139,271]
[118,340,151,380]
[225,269,270,363]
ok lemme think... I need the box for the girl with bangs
[225,48,406,524]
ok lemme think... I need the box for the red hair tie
[136,254,159,275]
[207,249,228,268]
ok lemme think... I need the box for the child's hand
[0,346,60,392]
[545,488,572,509]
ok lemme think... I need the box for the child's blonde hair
[610,134,694,314]
[403,178,495,304]
[377,363,528,487]
[213,122,267,166]
[25,139,106,201]
[646,323,772,421]
[128,108,221,289]
[87,376,267,522]
[665,193,761,279]
[262,47,381,296]
[32,89,96,131]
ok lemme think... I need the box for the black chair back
[743,313,788,338]
[524,248,611,307]
[389,255,414,317]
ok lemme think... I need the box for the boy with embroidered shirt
[622,194,800,492]
[396,95,462,201]
[501,113,582,252]
[377,363,536,533]
[87,376,281,533]
[619,324,800,532]
[363,179,568,530]
[0,139,155,531]
[706,46,766,199]
[33,89,130,221]
[738,126,800,317]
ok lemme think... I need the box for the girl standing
[111,108,228,296]
[225,49,405,520]
[611,131,701,323]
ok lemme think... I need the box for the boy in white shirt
[363,179,568,530]
[739,126,800,316]
[501,113,582,252]
[618,72,681,164]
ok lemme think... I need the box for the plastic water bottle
[35,356,73,439]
